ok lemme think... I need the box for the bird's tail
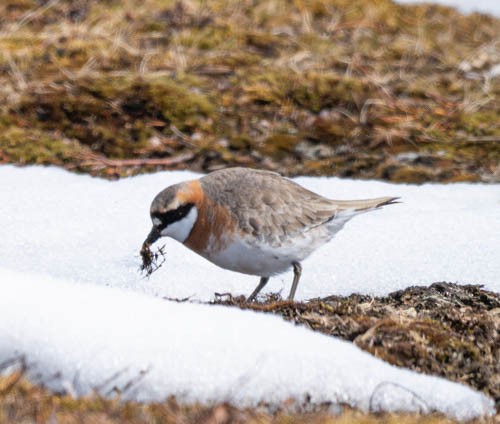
[331,196,400,213]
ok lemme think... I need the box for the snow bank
[0,268,494,419]
[0,165,498,301]
[396,0,500,17]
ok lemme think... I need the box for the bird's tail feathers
[332,196,400,213]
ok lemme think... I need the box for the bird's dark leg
[288,262,302,301]
[247,277,269,302]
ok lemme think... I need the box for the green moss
[15,75,214,158]
[245,71,373,112]
[0,126,90,165]
[204,51,261,68]
[261,134,300,158]
[0,0,499,182]
[229,135,253,150]
[194,27,234,50]
[456,110,500,136]
[146,77,214,126]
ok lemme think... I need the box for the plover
[142,167,398,301]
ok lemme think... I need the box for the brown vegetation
[0,0,499,180]
[0,374,470,424]
[214,283,500,409]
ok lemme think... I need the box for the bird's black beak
[144,226,161,246]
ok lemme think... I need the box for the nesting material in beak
[140,227,166,276]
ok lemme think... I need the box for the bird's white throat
[161,207,198,243]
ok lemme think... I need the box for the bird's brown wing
[200,168,336,246]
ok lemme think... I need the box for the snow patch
[0,268,494,419]
[0,165,498,301]
[396,0,500,17]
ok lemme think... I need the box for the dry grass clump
[140,242,166,276]
[0,0,499,181]
[0,374,487,423]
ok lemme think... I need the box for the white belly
[202,229,332,277]
[199,212,356,277]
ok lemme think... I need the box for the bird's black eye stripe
[153,203,194,228]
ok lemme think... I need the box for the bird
[142,167,398,302]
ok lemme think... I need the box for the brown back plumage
[200,168,398,246]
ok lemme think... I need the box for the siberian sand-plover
[142,167,398,301]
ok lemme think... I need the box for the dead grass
[0,0,499,180]
[0,374,492,423]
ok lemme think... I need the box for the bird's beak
[144,226,161,246]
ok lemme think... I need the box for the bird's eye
[152,203,194,229]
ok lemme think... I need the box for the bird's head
[144,181,201,246]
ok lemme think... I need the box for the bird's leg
[247,277,269,302]
[288,262,302,301]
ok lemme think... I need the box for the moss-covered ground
[0,0,499,180]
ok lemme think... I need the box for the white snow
[396,0,500,17]
[0,165,498,300]
[0,268,494,419]
[0,165,498,418]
